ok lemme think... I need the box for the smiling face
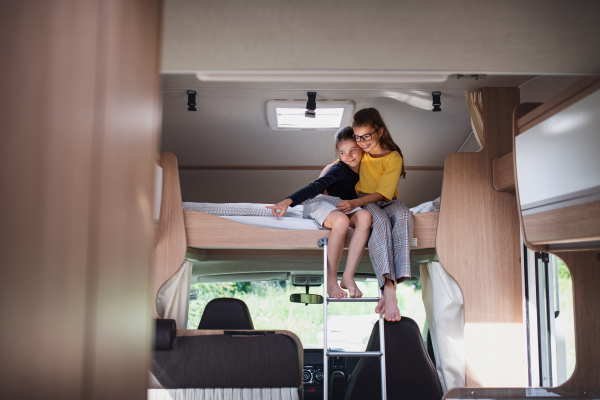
[337,139,363,169]
[353,125,383,153]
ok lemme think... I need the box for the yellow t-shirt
[355,151,402,201]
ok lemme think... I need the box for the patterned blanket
[182,202,304,218]
[183,197,439,218]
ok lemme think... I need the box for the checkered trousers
[360,196,414,289]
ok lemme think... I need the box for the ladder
[318,237,387,400]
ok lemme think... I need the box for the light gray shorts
[302,194,362,227]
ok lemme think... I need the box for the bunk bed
[153,151,441,314]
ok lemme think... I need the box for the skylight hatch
[275,107,345,129]
[266,100,354,130]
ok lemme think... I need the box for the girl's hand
[266,199,292,218]
[336,200,356,213]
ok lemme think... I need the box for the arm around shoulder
[318,162,335,179]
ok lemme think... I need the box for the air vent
[293,276,323,286]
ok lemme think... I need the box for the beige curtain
[156,260,193,329]
[466,91,484,149]
[421,262,465,392]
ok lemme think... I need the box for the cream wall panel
[162,0,600,73]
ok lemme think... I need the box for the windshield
[188,280,426,350]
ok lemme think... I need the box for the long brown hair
[352,108,406,179]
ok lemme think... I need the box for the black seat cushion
[151,333,301,388]
[198,298,254,330]
[344,318,443,400]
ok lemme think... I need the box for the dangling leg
[322,211,350,298]
[381,277,401,321]
[386,201,414,283]
[340,209,371,298]
[362,203,396,319]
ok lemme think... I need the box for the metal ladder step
[326,297,380,303]
[319,237,387,400]
[327,351,382,357]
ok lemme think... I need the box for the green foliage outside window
[188,280,426,350]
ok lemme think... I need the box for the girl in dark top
[267,127,372,299]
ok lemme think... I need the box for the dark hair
[334,126,355,158]
[352,108,406,178]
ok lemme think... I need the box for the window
[266,100,354,131]
[188,279,426,350]
[275,107,345,130]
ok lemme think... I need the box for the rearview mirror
[290,293,324,305]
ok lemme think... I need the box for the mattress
[182,198,440,230]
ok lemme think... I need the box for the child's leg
[377,278,402,322]
[340,209,371,298]
[361,203,396,289]
[384,201,414,282]
[322,210,350,298]
[362,203,401,320]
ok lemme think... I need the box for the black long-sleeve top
[288,162,359,206]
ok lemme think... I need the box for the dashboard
[303,349,359,399]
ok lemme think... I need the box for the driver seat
[197,297,254,330]
[343,317,443,400]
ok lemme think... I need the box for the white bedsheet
[183,198,439,230]
[222,216,327,230]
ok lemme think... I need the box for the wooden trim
[178,165,444,171]
[152,151,188,317]
[413,210,438,249]
[185,247,437,263]
[155,152,162,166]
[492,151,515,192]
[523,200,600,246]
[553,250,600,390]
[517,77,600,135]
[444,387,599,399]
[184,210,438,250]
[436,88,524,386]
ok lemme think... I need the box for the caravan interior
[2,2,599,400]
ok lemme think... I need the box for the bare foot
[340,276,363,298]
[328,281,347,298]
[375,296,385,315]
[383,287,401,321]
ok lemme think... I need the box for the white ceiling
[162,0,600,74]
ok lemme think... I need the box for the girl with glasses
[266,127,372,299]
[335,108,413,322]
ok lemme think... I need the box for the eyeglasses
[353,130,377,142]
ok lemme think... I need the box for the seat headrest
[198,298,254,330]
[344,318,443,400]
[154,319,176,350]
